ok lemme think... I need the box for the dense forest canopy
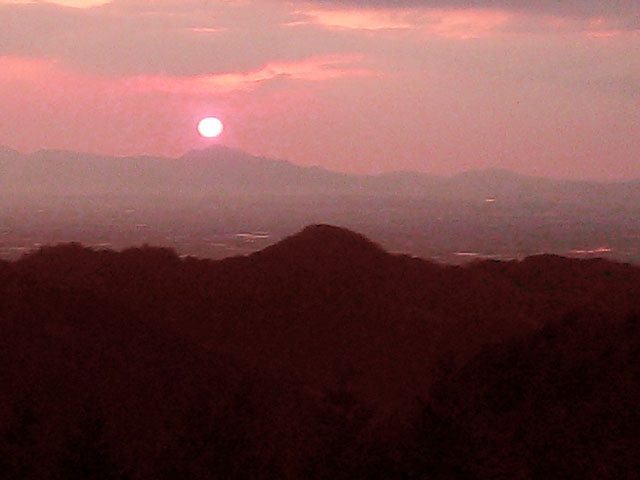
[1,225,638,479]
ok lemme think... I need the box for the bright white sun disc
[197,117,223,138]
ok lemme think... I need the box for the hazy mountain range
[2,144,639,202]
[2,145,639,264]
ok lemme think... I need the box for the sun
[197,117,224,138]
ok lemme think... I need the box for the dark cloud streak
[311,0,640,22]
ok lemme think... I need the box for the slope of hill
[1,225,638,478]
[425,313,639,478]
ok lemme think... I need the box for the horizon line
[1,142,637,184]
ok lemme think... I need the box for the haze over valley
[2,145,639,264]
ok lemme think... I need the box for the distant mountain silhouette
[2,144,638,200]
[448,167,557,196]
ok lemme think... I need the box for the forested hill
[1,225,639,479]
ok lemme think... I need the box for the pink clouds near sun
[0,56,206,157]
[123,54,378,96]
[0,53,364,158]
[0,0,639,180]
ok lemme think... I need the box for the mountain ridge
[3,144,638,190]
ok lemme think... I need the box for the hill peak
[255,224,386,263]
[297,224,382,246]
[182,145,287,164]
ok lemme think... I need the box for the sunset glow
[0,0,638,180]
[2,3,640,477]
[1,0,112,7]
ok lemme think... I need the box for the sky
[1,0,639,180]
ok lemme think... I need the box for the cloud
[309,0,639,17]
[44,0,111,7]
[123,54,377,95]
[294,7,513,38]
[308,1,640,30]
[292,1,639,38]
[0,0,369,76]
[288,9,415,30]
[1,0,637,81]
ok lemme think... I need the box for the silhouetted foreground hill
[1,225,638,479]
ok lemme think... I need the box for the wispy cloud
[307,0,640,22]
[0,0,345,76]
[289,8,415,31]
[0,0,110,7]
[1,0,639,178]
[123,54,378,95]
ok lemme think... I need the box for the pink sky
[1,0,639,180]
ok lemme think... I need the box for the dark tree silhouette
[1,225,638,478]
[56,403,130,480]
